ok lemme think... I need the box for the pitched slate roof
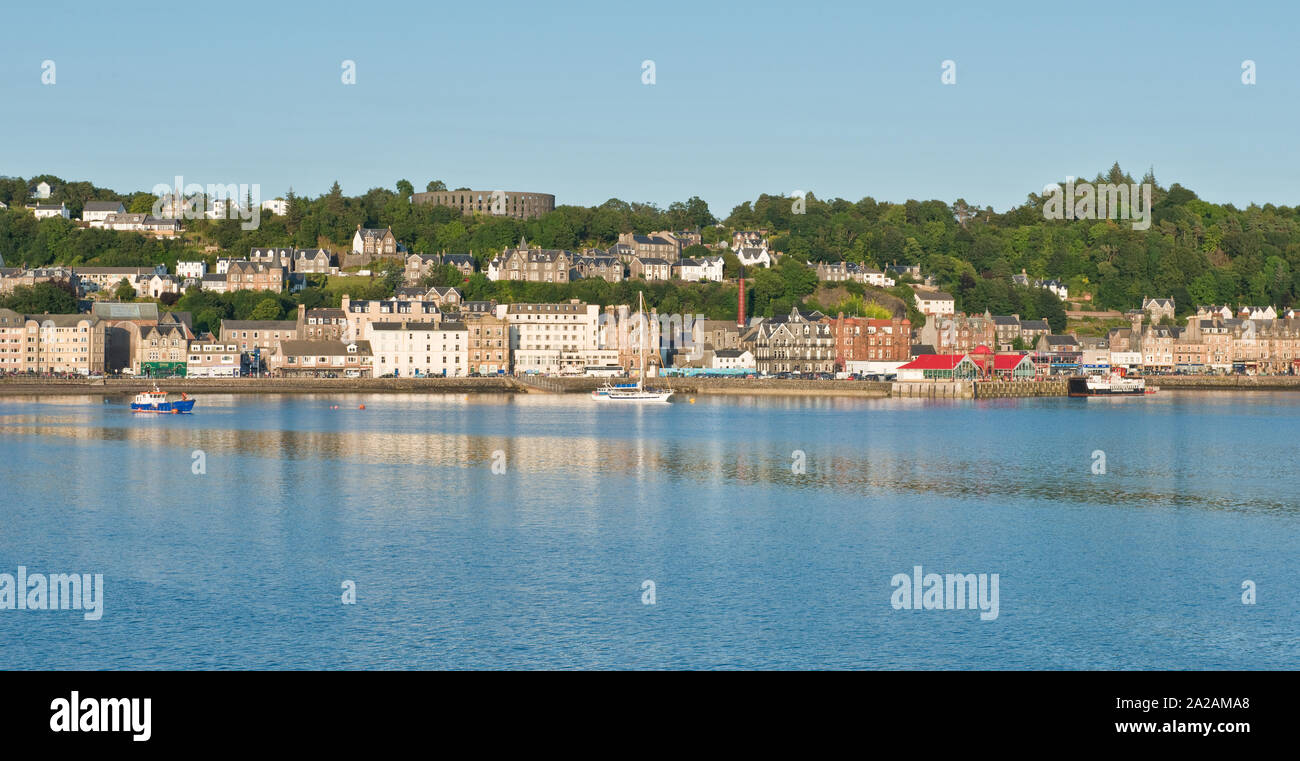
[277,340,372,356]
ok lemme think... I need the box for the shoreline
[0,377,524,396]
[2,375,1300,397]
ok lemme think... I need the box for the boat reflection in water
[130,386,196,413]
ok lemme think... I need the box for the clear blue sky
[3,0,1297,216]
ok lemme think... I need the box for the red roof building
[898,351,1036,380]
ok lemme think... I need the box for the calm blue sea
[0,390,1296,669]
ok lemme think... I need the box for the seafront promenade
[4,375,1298,397]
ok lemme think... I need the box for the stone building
[225,261,285,293]
[752,308,835,375]
[297,304,347,341]
[487,248,571,283]
[411,190,555,220]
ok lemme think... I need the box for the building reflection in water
[0,392,1290,516]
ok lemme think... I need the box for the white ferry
[1068,372,1157,397]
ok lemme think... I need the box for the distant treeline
[3,164,1297,322]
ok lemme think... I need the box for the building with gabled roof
[81,200,125,224]
[367,320,469,377]
[269,339,373,377]
[486,247,571,283]
[752,306,834,374]
[1142,296,1175,323]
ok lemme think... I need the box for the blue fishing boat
[130,387,196,413]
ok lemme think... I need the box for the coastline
[0,377,524,396]
[1140,375,1300,391]
[3,374,1299,397]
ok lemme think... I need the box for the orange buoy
[358,404,365,410]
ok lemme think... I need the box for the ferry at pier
[130,387,196,413]
[1068,371,1157,397]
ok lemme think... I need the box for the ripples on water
[0,391,1296,669]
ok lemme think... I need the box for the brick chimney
[737,271,746,328]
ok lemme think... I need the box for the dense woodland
[3,165,1298,338]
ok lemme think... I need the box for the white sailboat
[592,292,674,403]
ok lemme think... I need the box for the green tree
[250,298,282,321]
[113,278,136,301]
[1,281,78,313]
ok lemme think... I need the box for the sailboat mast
[638,291,646,389]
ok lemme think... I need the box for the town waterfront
[1,392,1296,669]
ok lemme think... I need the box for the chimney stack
[737,271,746,328]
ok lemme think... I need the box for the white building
[367,320,469,377]
[261,198,289,216]
[1196,305,1234,321]
[215,258,237,275]
[913,289,955,317]
[30,203,69,220]
[845,359,907,376]
[735,245,773,269]
[187,341,243,378]
[1239,305,1277,321]
[675,256,724,282]
[499,300,609,374]
[176,260,208,279]
[137,274,184,300]
[207,198,240,220]
[1013,270,1068,300]
[1043,280,1069,300]
[82,201,125,224]
[712,349,755,370]
[98,213,181,234]
[863,269,895,288]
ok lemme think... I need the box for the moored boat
[591,292,673,404]
[1068,371,1152,397]
[130,387,196,413]
[591,383,674,402]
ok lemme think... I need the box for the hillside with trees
[3,165,1297,333]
